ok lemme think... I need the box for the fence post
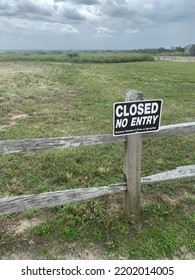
[123,89,144,225]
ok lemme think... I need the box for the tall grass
[0,51,154,63]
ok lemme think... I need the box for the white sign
[113,100,163,136]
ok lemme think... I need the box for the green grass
[0,51,154,63]
[30,199,194,259]
[0,55,194,259]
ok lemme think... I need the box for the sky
[0,0,194,50]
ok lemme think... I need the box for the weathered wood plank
[141,165,195,185]
[0,165,194,216]
[0,134,126,155]
[0,183,127,216]
[0,122,194,155]
[123,89,143,224]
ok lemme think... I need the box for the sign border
[113,99,163,137]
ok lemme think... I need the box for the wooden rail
[0,122,194,155]
[0,165,194,216]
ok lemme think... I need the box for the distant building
[185,44,195,56]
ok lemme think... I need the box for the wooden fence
[0,90,195,224]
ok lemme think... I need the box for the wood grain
[0,122,194,155]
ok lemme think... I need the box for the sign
[113,99,162,136]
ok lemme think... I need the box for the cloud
[126,28,141,35]
[98,0,195,26]
[1,0,185,29]
[55,0,102,23]
[0,0,55,17]
[101,0,136,18]
[60,6,86,20]
[98,0,152,28]
[54,0,100,5]
[74,0,100,4]
[79,5,102,23]
[0,1,9,10]
[0,16,79,34]
[16,0,53,16]
[1,0,195,24]
[0,0,195,50]
[95,26,113,37]
[136,0,195,23]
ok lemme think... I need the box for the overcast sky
[0,0,194,50]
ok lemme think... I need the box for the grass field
[0,51,154,63]
[0,53,194,259]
